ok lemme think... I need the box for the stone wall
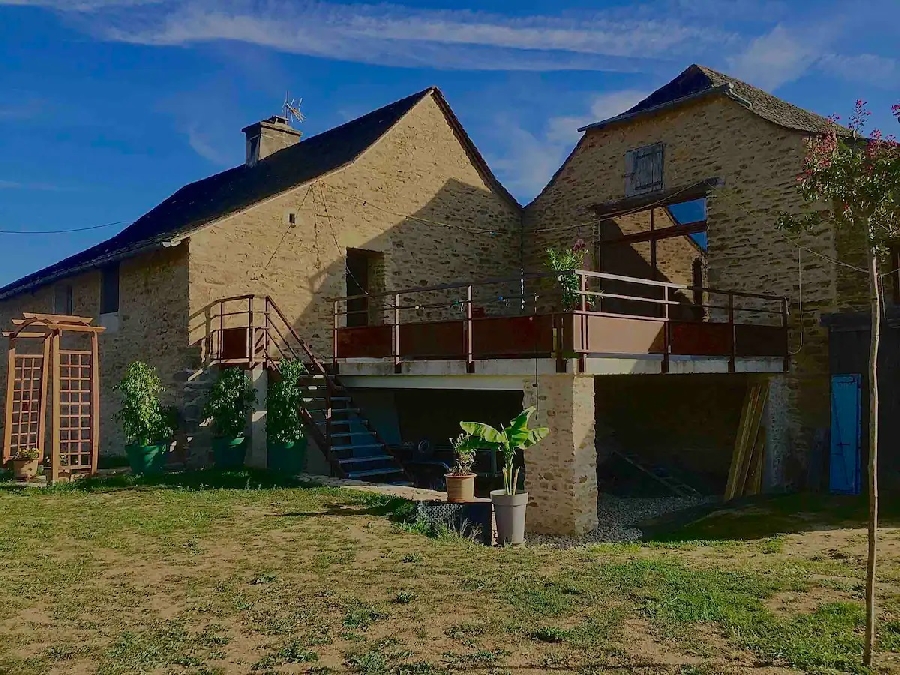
[188,91,523,360]
[0,245,192,456]
[524,94,866,486]
[523,374,598,535]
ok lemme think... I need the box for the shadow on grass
[18,468,421,524]
[644,492,900,543]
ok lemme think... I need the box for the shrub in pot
[203,368,256,469]
[461,407,549,545]
[266,358,308,474]
[115,362,175,476]
[11,447,41,481]
[445,432,478,503]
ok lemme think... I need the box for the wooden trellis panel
[2,344,49,462]
[57,350,94,471]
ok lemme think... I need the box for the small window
[100,263,120,315]
[53,284,73,315]
[625,142,664,196]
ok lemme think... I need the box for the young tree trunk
[864,246,881,666]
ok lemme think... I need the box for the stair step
[332,443,382,452]
[338,454,396,466]
[330,431,375,439]
[345,468,407,481]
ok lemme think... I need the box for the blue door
[830,374,862,495]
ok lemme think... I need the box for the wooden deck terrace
[331,270,790,378]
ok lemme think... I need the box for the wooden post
[219,300,224,362]
[50,330,61,485]
[393,293,401,374]
[332,299,339,367]
[38,336,50,466]
[2,338,16,463]
[247,295,254,365]
[650,208,658,283]
[578,272,587,372]
[662,286,670,374]
[728,292,736,373]
[465,285,474,373]
[90,331,99,475]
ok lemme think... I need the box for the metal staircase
[208,295,409,485]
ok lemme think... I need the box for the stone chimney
[241,115,302,166]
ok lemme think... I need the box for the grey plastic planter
[490,489,528,545]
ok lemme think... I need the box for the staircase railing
[207,294,408,482]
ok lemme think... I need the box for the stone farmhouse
[0,64,873,535]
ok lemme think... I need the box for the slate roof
[579,64,844,135]
[1,86,513,299]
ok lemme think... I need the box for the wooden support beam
[22,312,94,325]
[50,330,61,485]
[725,382,769,501]
[600,220,707,246]
[90,331,100,475]
[2,340,15,463]
[38,337,50,466]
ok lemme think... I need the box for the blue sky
[0,0,897,286]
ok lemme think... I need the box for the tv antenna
[283,92,305,126]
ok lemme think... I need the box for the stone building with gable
[0,65,873,535]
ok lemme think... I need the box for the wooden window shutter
[624,149,636,197]
[625,142,664,196]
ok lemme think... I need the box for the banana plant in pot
[266,358,308,474]
[203,368,256,470]
[461,407,549,545]
[445,432,478,503]
[115,362,176,476]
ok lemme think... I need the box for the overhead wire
[0,220,122,235]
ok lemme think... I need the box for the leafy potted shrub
[115,362,175,476]
[203,367,256,469]
[266,358,308,474]
[445,432,478,503]
[461,407,549,545]
[10,447,41,481]
[545,239,588,310]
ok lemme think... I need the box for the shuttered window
[625,142,664,196]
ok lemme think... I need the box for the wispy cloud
[490,89,647,200]
[817,53,899,88]
[0,0,738,72]
[0,97,44,120]
[0,179,68,191]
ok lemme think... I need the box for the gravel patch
[529,494,718,549]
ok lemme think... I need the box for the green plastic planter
[125,443,168,476]
[267,438,308,474]
[212,436,247,469]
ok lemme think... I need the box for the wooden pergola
[2,313,105,483]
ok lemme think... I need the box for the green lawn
[0,471,899,674]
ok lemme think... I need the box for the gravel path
[529,494,717,549]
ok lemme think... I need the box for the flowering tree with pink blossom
[778,100,900,667]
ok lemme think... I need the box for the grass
[0,469,897,674]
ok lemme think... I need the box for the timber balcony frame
[331,270,790,375]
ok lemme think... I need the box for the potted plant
[115,362,175,476]
[545,239,588,310]
[11,447,41,481]
[445,432,478,503]
[203,367,256,469]
[266,358,308,474]
[461,407,549,545]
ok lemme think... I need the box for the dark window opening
[100,263,120,314]
[346,249,384,328]
[54,284,73,315]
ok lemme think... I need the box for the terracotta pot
[491,489,528,546]
[11,459,39,481]
[445,473,476,503]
